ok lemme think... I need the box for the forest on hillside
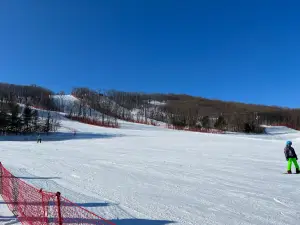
[71,87,300,133]
[1,82,300,134]
[0,83,60,135]
[0,83,58,110]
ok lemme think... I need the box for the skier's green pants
[287,158,299,171]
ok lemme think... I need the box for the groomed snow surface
[0,117,300,225]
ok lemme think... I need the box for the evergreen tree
[214,115,227,130]
[8,104,20,134]
[44,112,51,134]
[171,115,187,127]
[22,104,33,133]
[32,110,39,132]
[201,116,210,129]
[244,122,252,133]
[0,111,8,133]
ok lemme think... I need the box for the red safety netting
[54,196,115,225]
[165,124,225,134]
[0,163,116,225]
[65,115,120,129]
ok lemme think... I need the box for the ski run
[0,114,299,225]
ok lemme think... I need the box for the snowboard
[283,172,300,174]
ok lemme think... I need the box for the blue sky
[0,0,300,107]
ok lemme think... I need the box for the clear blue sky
[1,0,300,107]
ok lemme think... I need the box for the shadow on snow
[110,219,175,225]
[10,176,61,180]
[0,217,19,225]
[0,200,175,224]
[0,132,126,142]
[0,216,175,225]
[0,201,112,208]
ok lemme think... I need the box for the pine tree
[22,104,33,133]
[44,112,51,134]
[32,110,39,132]
[214,115,227,130]
[201,116,210,129]
[8,103,20,134]
[0,111,8,133]
[244,122,252,133]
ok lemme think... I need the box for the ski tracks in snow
[273,198,288,207]
[2,121,300,224]
[6,166,133,221]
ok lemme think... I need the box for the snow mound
[263,126,299,135]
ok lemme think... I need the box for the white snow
[148,100,166,106]
[0,200,20,225]
[264,125,298,135]
[51,94,79,103]
[1,115,300,225]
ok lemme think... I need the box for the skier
[37,134,42,143]
[284,141,300,174]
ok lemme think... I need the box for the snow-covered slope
[264,125,298,135]
[51,94,166,127]
[1,119,300,225]
[51,95,113,120]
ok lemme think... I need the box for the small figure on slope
[284,141,300,174]
[37,134,42,143]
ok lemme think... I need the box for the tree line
[2,82,300,134]
[0,82,58,110]
[72,88,300,133]
[0,102,60,135]
[71,88,157,126]
[57,88,119,127]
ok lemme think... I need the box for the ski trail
[2,121,300,224]
[273,198,288,207]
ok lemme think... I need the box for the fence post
[56,192,63,225]
[39,188,47,223]
[12,175,19,215]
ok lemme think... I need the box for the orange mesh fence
[0,163,116,225]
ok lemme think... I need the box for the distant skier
[37,134,42,143]
[284,141,300,174]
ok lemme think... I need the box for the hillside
[0,82,57,110]
[1,82,300,134]
[71,88,300,133]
